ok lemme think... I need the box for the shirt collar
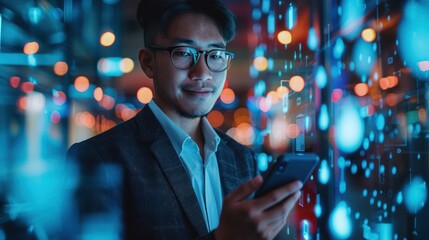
[201,117,220,154]
[147,101,220,155]
[148,101,188,155]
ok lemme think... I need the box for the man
[66,0,302,239]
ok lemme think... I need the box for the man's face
[147,13,228,119]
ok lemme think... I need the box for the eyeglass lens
[171,47,232,71]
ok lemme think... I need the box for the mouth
[182,87,214,96]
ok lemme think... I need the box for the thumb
[227,175,263,202]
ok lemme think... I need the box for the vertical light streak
[0,14,2,52]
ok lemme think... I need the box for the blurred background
[0,0,428,239]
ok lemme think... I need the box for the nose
[189,52,212,81]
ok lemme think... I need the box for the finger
[266,218,288,240]
[261,191,301,226]
[253,181,302,210]
[227,175,263,202]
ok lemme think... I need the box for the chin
[178,108,210,119]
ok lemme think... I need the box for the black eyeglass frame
[148,45,235,72]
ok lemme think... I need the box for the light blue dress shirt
[148,101,222,232]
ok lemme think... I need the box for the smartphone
[254,153,319,198]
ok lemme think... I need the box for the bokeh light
[253,56,268,71]
[277,30,292,45]
[50,111,61,124]
[340,0,364,40]
[315,66,328,88]
[335,97,365,153]
[100,31,116,47]
[94,87,104,102]
[9,76,21,88]
[404,176,427,213]
[220,88,235,104]
[286,123,300,139]
[207,110,224,128]
[352,39,376,76]
[290,75,305,92]
[53,90,66,105]
[233,108,250,126]
[53,61,69,76]
[266,91,279,104]
[398,0,429,79]
[361,28,376,42]
[21,82,34,94]
[354,83,369,96]
[120,58,135,73]
[74,76,90,92]
[99,95,115,110]
[23,41,39,54]
[329,201,352,239]
[137,87,153,104]
[276,85,289,98]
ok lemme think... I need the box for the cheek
[215,74,227,89]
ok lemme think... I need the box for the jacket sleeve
[60,142,124,239]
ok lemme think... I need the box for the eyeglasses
[148,46,235,72]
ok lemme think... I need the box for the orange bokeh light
[74,76,90,92]
[23,41,39,55]
[277,30,292,45]
[120,106,137,121]
[276,86,289,98]
[379,77,389,90]
[207,110,224,128]
[253,56,268,71]
[361,28,376,42]
[220,88,235,104]
[354,83,369,97]
[120,58,135,73]
[54,61,69,76]
[234,108,250,126]
[18,96,28,111]
[235,123,255,146]
[385,93,397,107]
[387,76,398,88]
[379,76,398,90]
[290,75,305,92]
[286,123,300,139]
[99,95,115,110]
[137,87,153,104]
[94,87,104,102]
[76,111,96,129]
[266,91,280,104]
[418,108,427,124]
[100,31,116,47]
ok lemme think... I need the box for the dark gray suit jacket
[65,105,257,239]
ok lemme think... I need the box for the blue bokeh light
[329,201,352,239]
[335,97,365,153]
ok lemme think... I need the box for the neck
[173,114,206,158]
[153,99,206,155]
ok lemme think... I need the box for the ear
[138,49,154,78]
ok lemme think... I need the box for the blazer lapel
[136,106,208,236]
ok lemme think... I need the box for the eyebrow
[171,38,226,49]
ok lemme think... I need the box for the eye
[209,51,227,61]
[172,47,193,58]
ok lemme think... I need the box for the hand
[214,176,302,240]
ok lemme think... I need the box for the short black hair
[136,0,236,46]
